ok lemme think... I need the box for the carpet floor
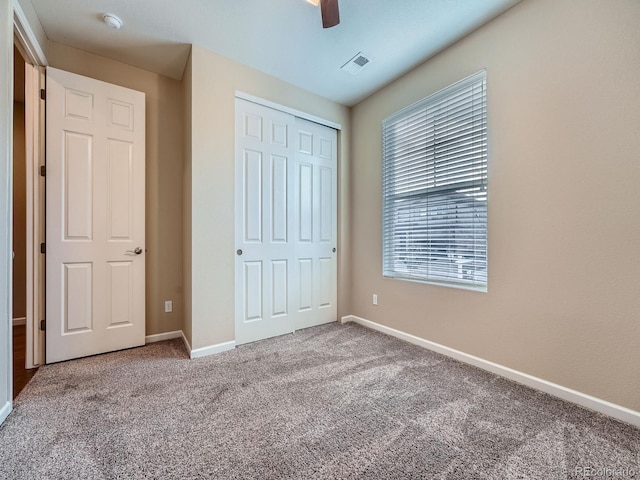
[0,322,638,479]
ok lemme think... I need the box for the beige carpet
[0,322,638,479]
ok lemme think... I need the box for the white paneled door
[46,68,146,363]
[235,99,337,345]
[294,118,337,330]
[235,99,296,345]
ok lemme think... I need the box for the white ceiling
[29,0,521,106]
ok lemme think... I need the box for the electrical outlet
[164,300,173,313]
[373,294,378,306]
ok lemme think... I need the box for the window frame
[381,71,488,292]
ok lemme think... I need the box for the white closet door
[294,118,338,330]
[235,99,297,345]
[234,99,338,345]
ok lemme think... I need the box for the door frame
[14,0,47,370]
[13,0,48,68]
[235,92,342,132]
[1,0,48,426]
[1,0,12,425]
[23,62,44,368]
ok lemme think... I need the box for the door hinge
[40,165,46,177]
[40,242,45,254]
[40,319,46,331]
[40,88,46,100]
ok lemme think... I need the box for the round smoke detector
[103,13,123,30]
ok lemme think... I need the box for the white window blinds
[382,71,488,291]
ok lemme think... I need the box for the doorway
[1,0,48,422]
[11,25,146,372]
[12,45,37,398]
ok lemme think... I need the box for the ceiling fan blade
[320,0,340,28]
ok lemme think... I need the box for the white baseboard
[190,340,236,359]
[146,330,236,360]
[12,317,26,326]
[341,315,640,428]
[145,331,183,344]
[0,401,11,425]
[181,331,192,356]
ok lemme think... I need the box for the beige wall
[350,0,640,411]
[47,43,184,336]
[12,101,26,320]
[185,45,351,349]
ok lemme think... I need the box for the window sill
[383,274,488,293]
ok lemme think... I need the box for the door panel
[271,260,288,316]
[64,132,93,239]
[107,261,133,327]
[319,166,333,243]
[64,88,93,121]
[244,261,263,322]
[235,99,296,345]
[294,118,338,330]
[318,257,332,308]
[271,156,288,243]
[107,140,134,240]
[298,258,313,312]
[298,163,313,242]
[243,149,263,243]
[63,263,92,332]
[46,67,145,363]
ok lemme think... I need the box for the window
[382,71,488,291]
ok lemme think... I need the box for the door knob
[126,247,143,255]
[332,248,336,253]
[237,249,243,256]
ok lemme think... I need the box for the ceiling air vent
[341,52,371,75]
